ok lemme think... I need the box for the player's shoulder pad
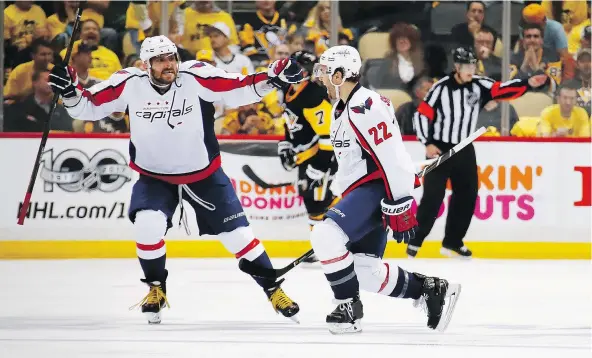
[179,60,217,76]
[349,86,393,116]
[109,67,145,85]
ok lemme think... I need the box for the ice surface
[0,259,590,358]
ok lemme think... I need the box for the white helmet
[318,45,361,80]
[140,35,178,63]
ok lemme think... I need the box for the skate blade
[328,320,362,334]
[435,283,461,332]
[440,248,472,260]
[288,314,300,324]
[144,311,162,324]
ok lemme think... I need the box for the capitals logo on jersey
[351,97,373,114]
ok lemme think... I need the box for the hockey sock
[139,255,167,283]
[324,261,360,300]
[248,251,277,289]
[389,266,422,299]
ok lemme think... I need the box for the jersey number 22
[368,121,392,145]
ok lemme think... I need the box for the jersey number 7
[368,121,392,145]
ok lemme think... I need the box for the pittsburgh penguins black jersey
[283,80,333,170]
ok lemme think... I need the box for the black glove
[49,65,79,98]
[278,141,296,170]
[267,58,305,89]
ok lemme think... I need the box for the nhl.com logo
[40,148,133,193]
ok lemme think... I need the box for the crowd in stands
[2,0,590,138]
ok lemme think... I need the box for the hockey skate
[265,279,300,323]
[326,295,364,334]
[440,245,472,259]
[412,274,461,332]
[130,279,169,324]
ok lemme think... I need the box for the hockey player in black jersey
[277,50,339,263]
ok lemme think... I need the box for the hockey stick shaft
[239,127,487,278]
[17,9,83,225]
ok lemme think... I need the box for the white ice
[0,258,590,358]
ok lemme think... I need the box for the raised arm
[181,58,301,108]
[49,66,130,121]
[476,74,547,103]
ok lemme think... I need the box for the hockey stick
[17,8,83,225]
[243,159,436,189]
[239,126,487,278]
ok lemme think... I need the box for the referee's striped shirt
[413,75,530,145]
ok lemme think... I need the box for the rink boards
[0,135,590,259]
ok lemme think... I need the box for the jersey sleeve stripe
[348,118,394,200]
[81,78,128,106]
[417,101,435,121]
[190,72,268,92]
[491,81,527,100]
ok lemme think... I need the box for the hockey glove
[381,196,418,244]
[49,65,79,99]
[268,58,305,89]
[278,141,297,171]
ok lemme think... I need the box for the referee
[409,47,547,258]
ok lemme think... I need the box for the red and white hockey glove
[268,58,305,88]
[381,196,418,244]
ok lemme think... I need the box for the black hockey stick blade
[239,249,315,279]
[242,165,293,189]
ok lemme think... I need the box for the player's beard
[151,67,178,87]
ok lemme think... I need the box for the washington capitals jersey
[330,84,417,199]
[62,61,272,184]
[283,80,333,166]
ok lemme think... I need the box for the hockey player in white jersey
[310,46,461,334]
[48,36,303,324]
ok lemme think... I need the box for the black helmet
[292,50,318,76]
[453,47,477,64]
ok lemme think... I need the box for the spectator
[71,42,101,89]
[573,49,591,115]
[196,49,216,66]
[124,54,147,70]
[182,1,239,55]
[538,82,591,137]
[207,22,255,75]
[4,69,73,132]
[374,23,425,90]
[450,2,499,55]
[73,111,129,134]
[286,32,305,54]
[81,1,119,52]
[301,1,354,56]
[220,103,280,135]
[124,1,187,57]
[60,20,122,80]
[476,101,520,137]
[4,38,54,102]
[395,76,433,135]
[522,3,575,80]
[260,44,290,120]
[510,23,561,93]
[47,1,79,51]
[239,0,292,68]
[474,28,502,80]
[580,26,591,52]
[567,2,590,56]
[4,1,49,68]
[541,0,589,34]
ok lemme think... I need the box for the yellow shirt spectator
[60,40,122,80]
[4,3,47,51]
[221,104,281,135]
[510,117,541,137]
[539,104,591,137]
[541,0,589,32]
[568,18,591,56]
[4,60,55,100]
[182,5,238,55]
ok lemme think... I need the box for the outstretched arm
[476,74,548,103]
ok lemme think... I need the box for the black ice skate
[265,279,300,323]
[412,274,461,332]
[130,279,169,324]
[326,295,364,334]
[440,245,472,259]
